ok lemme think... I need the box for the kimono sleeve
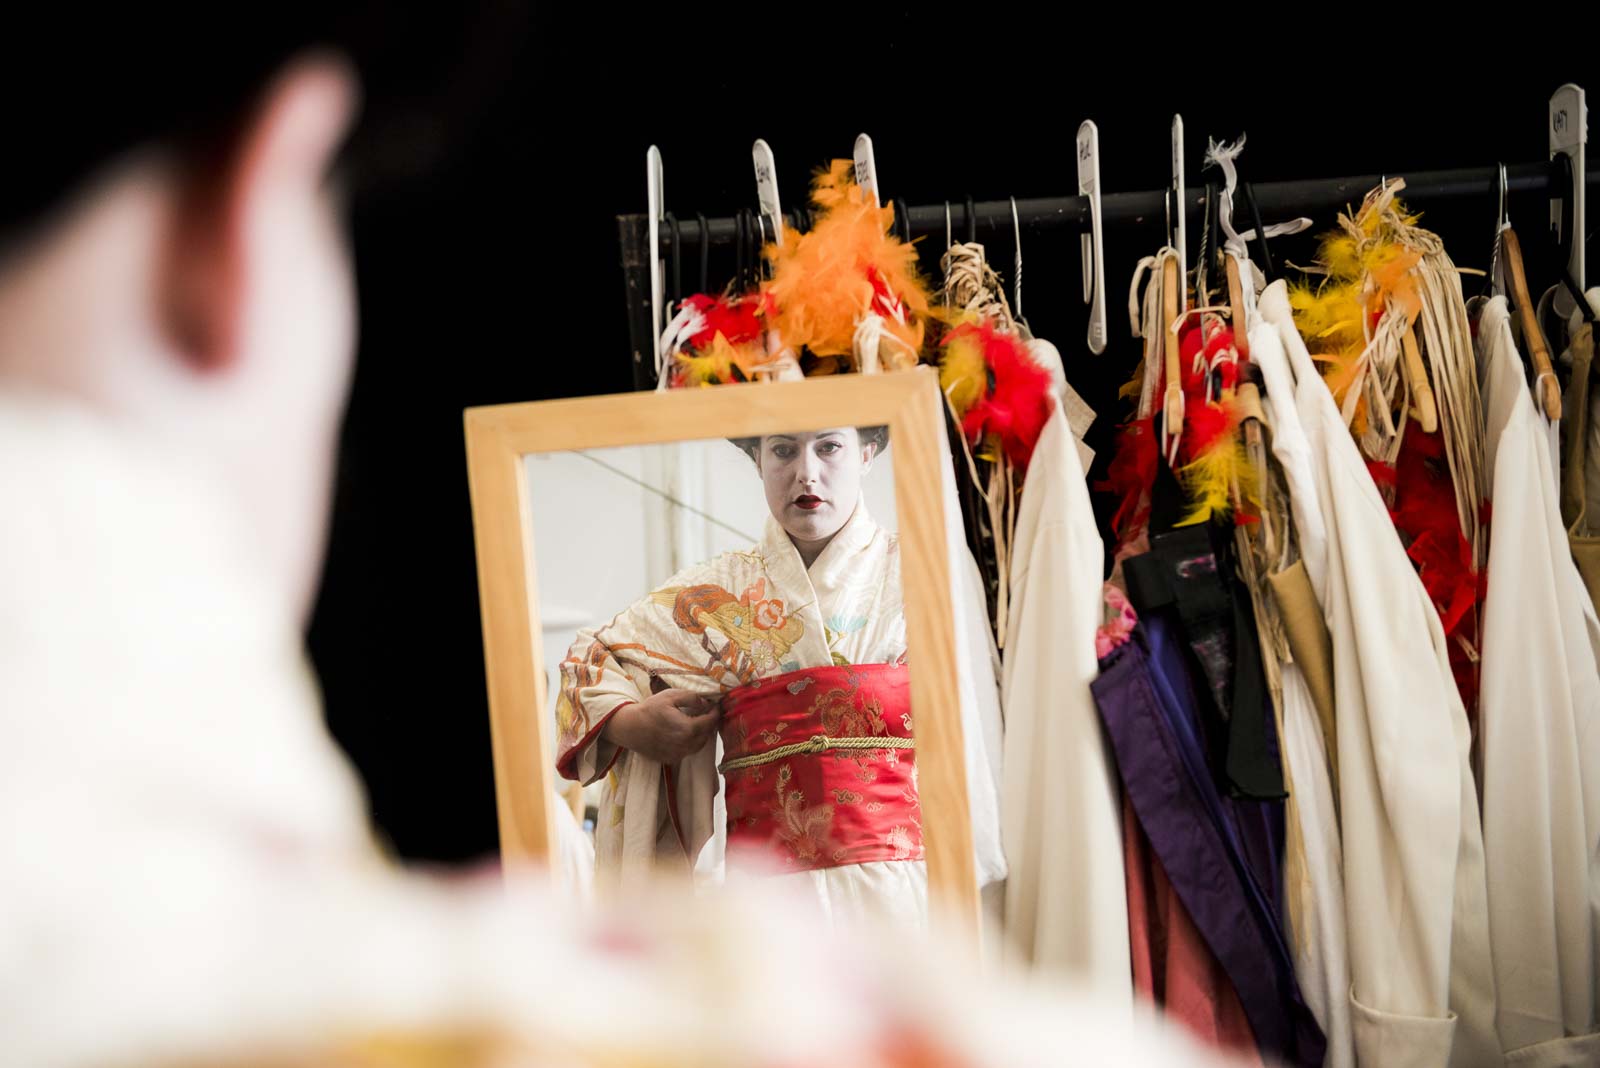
[552,576,728,785]
[551,620,642,786]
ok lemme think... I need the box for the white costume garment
[1247,313,1353,1068]
[0,389,1247,1068]
[556,501,1006,917]
[1474,296,1600,1065]
[998,398,1131,1000]
[1260,283,1498,1068]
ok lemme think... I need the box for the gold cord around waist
[718,733,914,773]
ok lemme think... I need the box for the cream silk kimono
[1475,295,1600,1065]
[1000,397,1131,1002]
[1248,307,1353,1068]
[1261,283,1498,1068]
[555,504,1005,918]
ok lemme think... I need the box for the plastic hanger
[853,133,881,208]
[752,139,784,251]
[646,146,666,373]
[1200,135,1252,360]
[1549,83,1587,321]
[1242,181,1275,281]
[1158,120,1188,464]
[1551,152,1596,326]
[1172,115,1188,314]
[1077,120,1108,354]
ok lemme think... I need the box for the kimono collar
[761,501,879,577]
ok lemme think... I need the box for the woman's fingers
[669,690,720,717]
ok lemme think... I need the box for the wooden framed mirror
[464,369,980,938]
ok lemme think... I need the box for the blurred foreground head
[0,8,518,623]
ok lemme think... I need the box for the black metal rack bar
[620,160,1598,388]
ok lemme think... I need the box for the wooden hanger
[1368,176,1439,434]
[1502,225,1562,419]
[1225,253,1250,360]
[1161,254,1185,462]
[1400,324,1439,434]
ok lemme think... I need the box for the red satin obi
[718,663,922,874]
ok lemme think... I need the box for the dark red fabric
[1124,796,1265,1065]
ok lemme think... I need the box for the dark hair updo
[730,426,889,463]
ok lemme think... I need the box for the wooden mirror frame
[464,368,977,932]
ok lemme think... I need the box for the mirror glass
[526,428,933,927]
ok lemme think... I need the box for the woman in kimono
[553,425,937,922]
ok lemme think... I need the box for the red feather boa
[945,319,1054,470]
[1367,430,1485,711]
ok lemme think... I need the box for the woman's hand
[601,689,721,765]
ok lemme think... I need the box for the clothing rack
[619,160,1600,390]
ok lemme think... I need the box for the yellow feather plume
[940,332,987,419]
[1118,360,1146,402]
[676,333,746,387]
[1288,278,1369,426]
[1175,435,1260,528]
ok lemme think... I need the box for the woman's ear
[860,441,879,472]
[160,53,358,371]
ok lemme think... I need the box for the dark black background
[307,10,1592,864]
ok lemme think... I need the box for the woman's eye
[773,446,795,460]
[817,442,840,454]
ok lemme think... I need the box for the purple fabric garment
[1093,616,1324,1068]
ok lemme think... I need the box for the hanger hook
[944,201,952,250]
[733,209,747,292]
[1010,196,1023,321]
[964,194,976,245]
[755,211,768,279]
[1497,162,1508,227]
[695,211,710,294]
[665,211,682,307]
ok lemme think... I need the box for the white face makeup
[755,428,878,552]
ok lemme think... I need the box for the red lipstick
[794,494,823,510]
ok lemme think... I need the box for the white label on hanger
[753,139,783,247]
[1077,120,1108,355]
[1549,84,1587,292]
[1172,115,1187,313]
[853,133,880,208]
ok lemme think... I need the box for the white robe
[1248,313,1353,1068]
[0,388,1261,1068]
[1475,295,1600,1065]
[998,399,1131,1002]
[1260,282,1499,1067]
